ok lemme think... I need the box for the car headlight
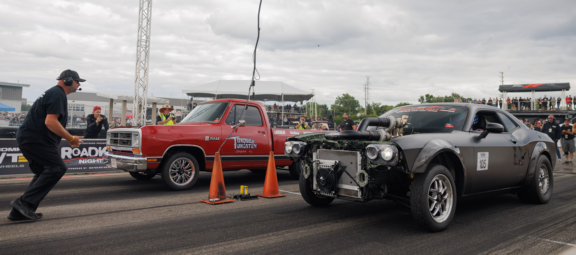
[285,141,293,154]
[365,144,398,165]
[132,133,140,147]
[292,142,307,155]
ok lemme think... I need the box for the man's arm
[86,116,97,128]
[45,114,83,147]
[157,115,167,125]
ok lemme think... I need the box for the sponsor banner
[498,83,570,92]
[0,139,112,175]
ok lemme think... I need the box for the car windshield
[376,105,468,134]
[180,102,228,123]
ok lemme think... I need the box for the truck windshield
[180,102,228,123]
[376,105,468,134]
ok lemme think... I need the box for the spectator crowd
[455,95,576,111]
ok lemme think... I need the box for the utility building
[0,82,30,113]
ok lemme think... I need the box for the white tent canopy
[182,80,314,102]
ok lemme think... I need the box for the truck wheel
[410,164,457,232]
[289,160,303,180]
[517,155,553,204]
[161,152,200,191]
[129,171,156,180]
[299,171,334,206]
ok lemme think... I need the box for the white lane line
[529,236,576,247]
[279,190,301,196]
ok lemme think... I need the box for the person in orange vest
[157,104,176,125]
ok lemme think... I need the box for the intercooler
[313,149,362,199]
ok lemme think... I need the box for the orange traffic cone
[201,152,234,205]
[257,151,287,198]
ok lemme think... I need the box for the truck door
[470,111,519,193]
[220,104,271,168]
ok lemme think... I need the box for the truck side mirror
[238,120,246,127]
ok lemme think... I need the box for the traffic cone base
[201,152,233,205]
[256,151,286,199]
[201,198,234,204]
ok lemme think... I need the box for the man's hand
[70,136,84,148]
[96,116,104,123]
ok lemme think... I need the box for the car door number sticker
[477,152,489,171]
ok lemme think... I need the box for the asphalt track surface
[0,166,575,255]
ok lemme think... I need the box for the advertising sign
[0,139,113,175]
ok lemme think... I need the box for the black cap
[56,69,86,82]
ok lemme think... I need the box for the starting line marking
[279,190,301,196]
[529,236,576,247]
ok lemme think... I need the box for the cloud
[0,0,574,108]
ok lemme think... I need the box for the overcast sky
[1,0,575,106]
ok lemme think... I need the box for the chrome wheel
[169,157,195,186]
[428,174,454,223]
[538,164,550,195]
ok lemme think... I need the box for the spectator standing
[534,121,542,132]
[543,95,549,110]
[8,69,84,221]
[156,104,176,125]
[487,98,493,107]
[498,98,503,109]
[542,115,562,160]
[339,113,356,131]
[481,98,486,105]
[295,117,309,130]
[84,106,109,138]
[506,97,511,109]
[560,119,575,165]
[557,97,562,110]
[567,96,572,110]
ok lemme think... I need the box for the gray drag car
[285,103,555,232]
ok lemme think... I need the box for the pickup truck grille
[109,132,132,147]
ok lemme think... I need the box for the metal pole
[108,99,114,126]
[133,0,153,127]
[282,94,284,126]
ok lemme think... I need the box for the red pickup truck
[104,99,321,190]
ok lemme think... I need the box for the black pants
[13,143,67,212]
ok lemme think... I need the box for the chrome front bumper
[104,152,147,172]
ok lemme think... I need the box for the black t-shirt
[340,119,355,131]
[16,85,68,148]
[561,125,574,140]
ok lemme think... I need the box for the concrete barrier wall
[0,139,113,175]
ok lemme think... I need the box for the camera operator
[8,69,84,221]
[157,104,176,125]
[84,106,109,138]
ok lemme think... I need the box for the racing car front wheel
[517,155,553,204]
[299,171,334,206]
[289,159,304,180]
[161,152,200,191]
[410,164,457,232]
[129,171,156,180]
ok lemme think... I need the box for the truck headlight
[132,133,140,147]
[365,144,398,166]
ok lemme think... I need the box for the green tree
[21,103,32,111]
[332,93,361,117]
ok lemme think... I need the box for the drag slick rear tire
[129,171,156,180]
[299,172,334,206]
[517,155,553,204]
[410,164,457,232]
[161,152,200,191]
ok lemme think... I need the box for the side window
[224,105,263,126]
[225,106,236,125]
[497,112,519,132]
[244,106,263,126]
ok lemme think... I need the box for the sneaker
[10,199,39,220]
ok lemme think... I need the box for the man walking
[542,115,562,161]
[9,70,84,221]
[560,119,575,165]
[339,113,356,131]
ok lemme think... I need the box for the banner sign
[498,83,570,92]
[0,139,113,175]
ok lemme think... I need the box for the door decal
[477,152,489,171]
